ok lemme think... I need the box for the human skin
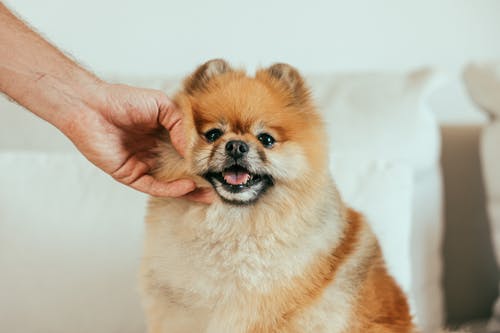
[0,3,213,203]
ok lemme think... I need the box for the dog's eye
[257,133,275,148]
[204,128,223,143]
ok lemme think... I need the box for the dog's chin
[203,165,274,205]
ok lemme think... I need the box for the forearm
[0,3,103,131]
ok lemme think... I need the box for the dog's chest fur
[141,191,363,333]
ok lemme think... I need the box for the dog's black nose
[225,140,249,159]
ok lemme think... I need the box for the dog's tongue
[223,170,250,185]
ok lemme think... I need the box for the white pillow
[0,152,413,333]
[308,69,444,170]
[464,63,500,117]
[309,70,445,332]
[331,155,413,298]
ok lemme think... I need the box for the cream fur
[140,144,382,332]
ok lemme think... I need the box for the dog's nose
[225,140,249,159]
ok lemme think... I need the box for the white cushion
[0,153,147,333]
[0,96,74,152]
[482,122,500,210]
[0,70,442,168]
[0,152,412,333]
[310,70,445,332]
[464,63,500,117]
[331,155,413,297]
[483,123,500,333]
[308,69,443,170]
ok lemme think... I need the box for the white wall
[4,0,499,124]
[5,0,500,77]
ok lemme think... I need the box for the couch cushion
[308,69,443,171]
[482,123,500,333]
[1,70,443,170]
[464,63,500,117]
[331,155,413,296]
[0,153,147,333]
[0,96,75,152]
[308,69,445,331]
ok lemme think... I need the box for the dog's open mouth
[206,165,270,192]
[204,165,273,204]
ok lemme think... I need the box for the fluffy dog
[140,59,415,333]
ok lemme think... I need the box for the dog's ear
[184,59,232,94]
[256,63,311,107]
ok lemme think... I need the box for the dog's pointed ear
[184,59,232,94]
[256,63,311,107]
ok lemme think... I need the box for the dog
[140,59,416,333]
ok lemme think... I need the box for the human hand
[62,82,214,203]
[0,4,213,203]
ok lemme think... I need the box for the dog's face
[175,60,327,205]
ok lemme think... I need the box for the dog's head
[175,59,328,205]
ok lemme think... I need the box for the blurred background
[3,0,499,77]
[1,1,500,332]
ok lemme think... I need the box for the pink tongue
[223,171,250,185]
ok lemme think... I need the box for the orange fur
[351,264,414,333]
[141,60,416,333]
[245,208,363,332]
[246,209,414,333]
[346,216,414,333]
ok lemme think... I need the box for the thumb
[130,175,196,197]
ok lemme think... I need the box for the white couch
[463,63,500,333]
[0,70,447,332]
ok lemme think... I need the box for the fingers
[129,175,197,197]
[128,174,215,205]
[181,187,217,204]
[156,93,187,157]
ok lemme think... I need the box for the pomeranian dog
[140,59,415,333]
